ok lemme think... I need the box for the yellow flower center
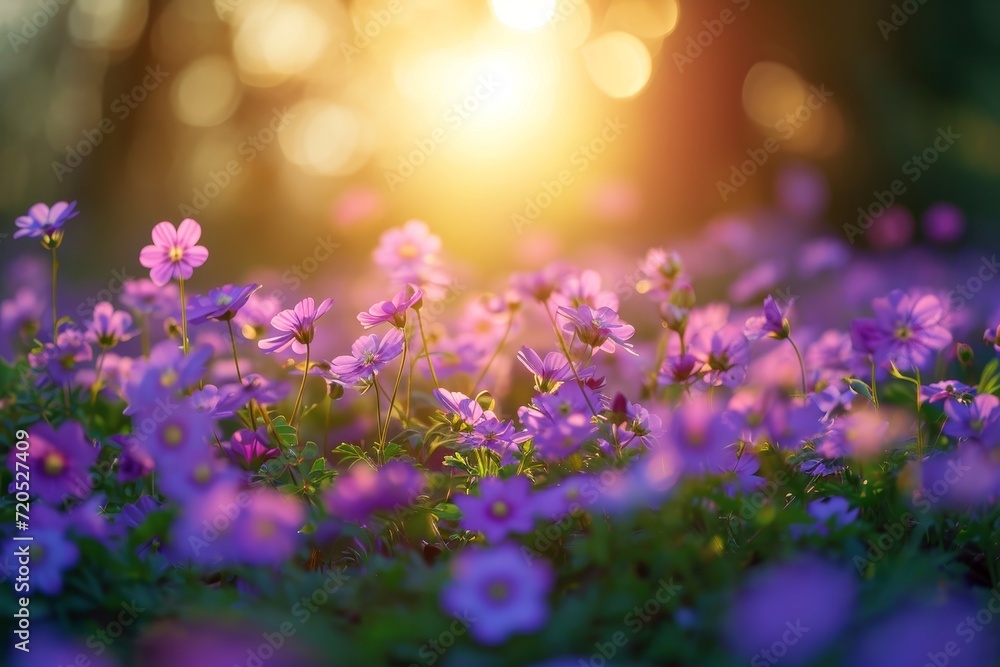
[169,246,184,262]
[398,242,418,259]
[163,425,184,447]
[194,463,212,483]
[488,581,509,601]
[44,452,65,475]
[490,501,509,518]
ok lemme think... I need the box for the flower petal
[139,245,166,268]
[151,221,178,248]
[184,245,209,268]
[149,262,175,287]
[176,218,202,247]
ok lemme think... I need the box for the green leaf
[979,358,1000,396]
[270,415,298,450]
[310,457,327,474]
[333,442,375,468]
[846,378,875,404]
[382,442,405,460]
[430,502,462,521]
[300,441,319,460]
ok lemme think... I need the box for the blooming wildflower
[920,380,975,404]
[942,394,1000,442]
[457,417,523,462]
[662,397,739,474]
[557,304,636,355]
[86,301,137,348]
[657,353,703,388]
[434,388,495,427]
[123,341,212,414]
[229,487,305,566]
[109,435,155,483]
[1,287,44,346]
[690,323,749,388]
[797,237,850,278]
[849,289,952,369]
[911,444,1000,510]
[358,284,423,330]
[323,461,424,524]
[724,557,856,665]
[29,326,93,387]
[608,398,663,450]
[327,328,404,387]
[139,219,209,286]
[233,292,281,340]
[373,219,441,276]
[223,428,280,470]
[551,269,619,311]
[441,543,553,646]
[516,347,576,393]
[456,476,536,542]
[120,279,179,319]
[509,263,574,303]
[258,297,333,355]
[984,324,1000,353]
[743,294,790,341]
[804,496,858,535]
[816,409,890,460]
[13,200,79,244]
[187,283,260,325]
[639,247,686,299]
[8,420,96,503]
[14,506,79,595]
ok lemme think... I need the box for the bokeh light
[489,0,557,31]
[582,31,653,99]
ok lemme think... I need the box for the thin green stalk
[787,336,808,403]
[227,319,256,426]
[545,305,600,420]
[416,309,440,388]
[291,344,310,427]
[178,275,189,355]
[90,347,107,407]
[374,377,384,456]
[470,312,513,393]
[381,337,407,446]
[51,246,58,341]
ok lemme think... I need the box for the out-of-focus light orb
[171,56,242,128]
[234,2,330,86]
[552,0,592,48]
[742,61,808,128]
[69,0,148,51]
[604,0,679,39]
[490,0,557,31]
[280,102,369,176]
[582,31,652,99]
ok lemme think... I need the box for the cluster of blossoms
[3,190,1000,665]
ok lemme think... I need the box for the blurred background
[1,0,998,288]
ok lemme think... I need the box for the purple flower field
[2,2,1000,666]
[3,185,1000,666]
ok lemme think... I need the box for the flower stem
[90,347,107,407]
[51,246,58,341]
[227,319,256,427]
[470,312,513,394]
[416,309,440,389]
[381,337,407,446]
[545,305,600,420]
[374,377,384,454]
[291,345,311,427]
[787,336,808,404]
[178,276,189,355]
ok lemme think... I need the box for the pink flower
[138,219,209,286]
[357,284,423,329]
[258,297,333,355]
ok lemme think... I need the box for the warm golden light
[233,2,332,86]
[582,31,652,99]
[280,101,372,176]
[171,56,242,128]
[69,0,148,51]
[605,0,679,39]
[742,61,808,129]
[489,0,558,31]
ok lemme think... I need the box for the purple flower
[109,435,155,483]
[123,341,212,414]
[804,496,859,535]
[743,294,790,341]
[455,477,536,542]
[690,323,750,388]
[327,328,404,387]
[724,556,856,665]
[29,327,93,386]
[551,269,618,311]
[850,290,952,370]
[557,304,636,355]
[440,543,553,646]
[657,353,703,388]
[258,297,333,355]
[8,421,97,504]
[233,292,282,340]
[323,461,424,523]
[231,487,304,566]
[516,347,577,393]
[942,394,1000,442]
[922,202,965,244]
[920,380,975,404]
[357,284,423,329]
[434,388,495,427]
[984,324,1000,353]
[120,278,179,318]
[139,219,209,286]
[187,283,260,325]
[663,397,739,474]
[86,301,136,348]
[223,428,280,469]
[13,506,79,594]
[816,409,890,460]
[13,200,79,241]
[1,287,44,346]
[373,219,441,276]
[457,417,524,461]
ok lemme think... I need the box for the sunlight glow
[489,0,558,31]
